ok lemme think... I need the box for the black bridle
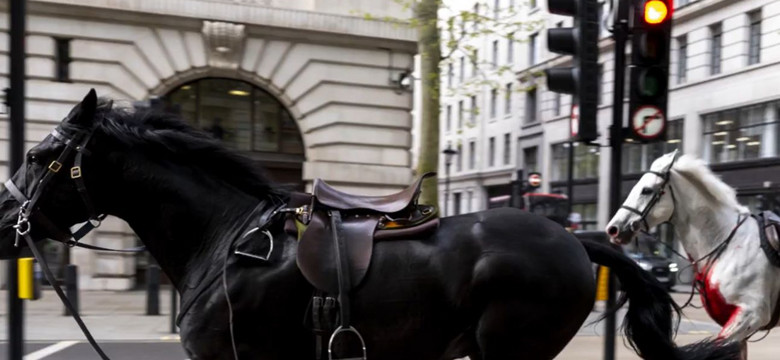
[4,119,142,360]
[619,168,677,232]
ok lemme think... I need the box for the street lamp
[442,146,458,216]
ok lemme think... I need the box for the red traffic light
[644,1,670,25]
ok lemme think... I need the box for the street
[2,289,780,359]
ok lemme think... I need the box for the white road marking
[24,341,79,360]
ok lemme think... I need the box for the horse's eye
[27,154,39,164]
[641,187,654,195]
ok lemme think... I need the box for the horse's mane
[65,99,289,202]
[669,154,746,212]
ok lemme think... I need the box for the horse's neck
[103,167,259,290]
[669,175,745,264]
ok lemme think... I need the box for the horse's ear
[65,89,98,127]
[665,149,681,171]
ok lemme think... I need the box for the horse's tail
[580,240,741,360]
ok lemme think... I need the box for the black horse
[0,90,739,360]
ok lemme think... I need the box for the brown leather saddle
[291,172,438,294]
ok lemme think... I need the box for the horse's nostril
[606,226,619,236]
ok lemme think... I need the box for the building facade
[439,0,780,252]
[0,0,416,289]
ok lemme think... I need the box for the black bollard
[146,265,160,315]
[170,287,178,333]
[63,264,79,316]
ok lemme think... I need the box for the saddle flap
[297,212,377,294]
[761,211,780,252]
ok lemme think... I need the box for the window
[710,23,722,75]
[467,190,474,213]
[470,95,477,124]
[702,101,780,164]
[447,63,454,87]
[446,105,452,131]
[503,133,511,165]
[528,33,538,65]
[551,142,600,180]
[167,78,302,154]
[458,100,464,129]
[677,35,688,83]
[529,0,537,9]
[571,203,598,230]
[523,147,538,173]
[472,50,479,77]
[469,140,476,169]
[525,88,537,123]
[507,33,514,63]
[553,92,561,116]
[489,137,496,167]
[748,10,762,65]
[623,120,684,173]
[473,4,479,31]
[494,0,500,20]
[456,143,463,171]
[454,192,462,215]
[505,83,513,115]
[598,1,606,38]
[54,38,71,82]
[459,57,465,82]
[492,40,499,67]
[490,89,498,118]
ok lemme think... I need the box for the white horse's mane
[668,154,747,212]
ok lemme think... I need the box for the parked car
[623,233,678,291]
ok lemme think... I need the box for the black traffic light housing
[545,0,600,142]
[628,0,673,141]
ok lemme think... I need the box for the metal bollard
[64,264,79,316]
[170,287,178,333]
[146,265,160,315]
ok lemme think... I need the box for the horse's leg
[739,341,748,360]
[719,306,769,342]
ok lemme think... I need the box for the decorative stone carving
[202,21,246,69]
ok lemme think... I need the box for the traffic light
[628,0,673,141]
[545,0,600,142]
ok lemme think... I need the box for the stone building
[0,0,416,289]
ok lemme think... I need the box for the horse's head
[606,150,679,245]
[0,89,105,259]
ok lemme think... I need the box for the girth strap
[330,211,352,327]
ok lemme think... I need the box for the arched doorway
[164,78,305,190]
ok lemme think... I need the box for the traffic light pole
[7,1,26,359]
[606,1,630,360]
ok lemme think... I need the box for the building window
[523,146,538,173]
[503,133,511,165]
[507,33,514,63]
[467,190,474,213]
[553,92,561,116]
[489,137,496,167]
[473,4,480,32]
[447,63,454,87]
[571,203,598,230]
[551,142,600,180]
[494,0,500,20]
[703,101,780,164]
[529,0,537,9]
[54,38,71,82]
[472,50,479,77]
[454,192,462,215]
[528,33,538,65]
[470,96,477,124]
[446,105,452,131]
[623,120,684,173]
[598,63,604,105]
[166,78,302,154]
[677,35,688,84]
[748,10,762,65]
[525,88,537,124]
[490,89,498,118]
[458,100,464,129]
[710,23,722,75]
[505,83,512,115]
[469,140,476,169]
[492,40,499,67]
[456,143,463,171]
[459,57,465,82]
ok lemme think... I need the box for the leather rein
[5,123,143,360]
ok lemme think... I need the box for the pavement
[0,286,779,359]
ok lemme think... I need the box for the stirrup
[328,325,367,360]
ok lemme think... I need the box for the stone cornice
[26,0,416,43]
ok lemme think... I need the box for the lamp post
[442,146,458,217]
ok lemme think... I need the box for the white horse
[606,151,780,357]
